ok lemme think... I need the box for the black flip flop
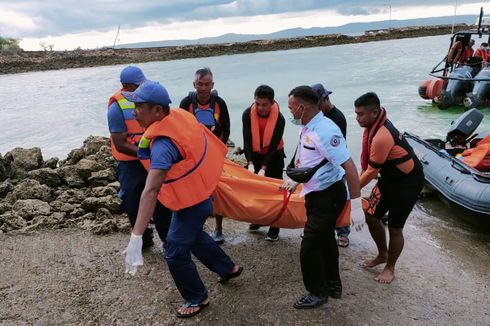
[175,301,209,318]
[218,266,243,283]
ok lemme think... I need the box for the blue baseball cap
[311,83,333,100]
[122,80,172,107]
[120,66,146,85]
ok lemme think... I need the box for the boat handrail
[429,73,490,82]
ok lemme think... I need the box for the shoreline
[0,24,470,75]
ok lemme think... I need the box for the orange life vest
[107,90,145,161]
[462,135,490,170]
[474,48,489,61]
[139,109,227,211]
[250,101,284,155]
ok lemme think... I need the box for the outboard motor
[438,65,475,109]
[466,67,490,108]
[446,108,484,149]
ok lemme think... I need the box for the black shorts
[365,177,423,228]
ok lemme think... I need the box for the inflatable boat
[405,109,490,217]
[418,7,490,110]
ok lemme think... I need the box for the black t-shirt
[324,106,347,138]
[179,94,230,144]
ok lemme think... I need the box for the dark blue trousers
[165,197,235,304]
[116,160,171,241]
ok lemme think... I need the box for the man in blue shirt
[283,86,363,309]
[107,66,171,248]
[123,80,242,318]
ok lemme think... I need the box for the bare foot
[374,268,395,284]
[361,255,387,268]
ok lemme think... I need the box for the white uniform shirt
[296,112,350,196]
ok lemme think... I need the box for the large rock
[82,136,109,156]
[0,212,26,232]
[0,202,12,214]
[27,168,63,187]
[0,154,6,181]
[86,145,114,170]
[12,199,51,220]
[107,181,120,190]
[90,186,117,197]
[63,148,84,166]
[55,189,87,204]
[58,165,85,187]
[4,147,43,178]
[80,195,121,213]
[50,200,80,213]
[88,168,116,186]
[42,157,59,169]
[0,181,14,198]
[12,179,52,202]
[92,219,118,235]
[75,159,104,179]
[59,159,104,187]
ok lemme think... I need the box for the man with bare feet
[354,92,424,284]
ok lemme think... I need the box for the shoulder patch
[330,135,340,147]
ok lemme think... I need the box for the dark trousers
[301,180,346,297]
[251,150,285,179]
[165,197,235,304]
[116,160,172,241]
[251,150,284,236]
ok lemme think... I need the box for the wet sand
[1,198,488,325]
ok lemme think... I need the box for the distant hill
[116,14,477,49]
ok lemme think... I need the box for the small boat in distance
[418,7,490,110]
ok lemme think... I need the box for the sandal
[218,266,243,283]
[337,235,349,248]
[175,301,209,318]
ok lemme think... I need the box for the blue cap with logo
[122,80,172,107]
[120,66,146,85]
[311,83,333,100]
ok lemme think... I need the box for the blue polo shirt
[107,102,127,133]
[297,112,350,196]
[147,137,182,170]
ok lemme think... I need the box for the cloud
[7,0,487,50]
[2,0,485,39]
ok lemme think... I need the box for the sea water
[1,34,489,160]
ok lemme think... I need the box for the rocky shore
[0,136,128,234]
[0,24,471,75]
[0,136,245,235]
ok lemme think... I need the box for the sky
[0,0,486,51]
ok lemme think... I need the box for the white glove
[123,233,143,275]
[350,197,365,232]
[258,168,266,176]
[247,163,255,173]
[281,179,298,193]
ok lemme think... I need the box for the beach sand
[1,204,488,325]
